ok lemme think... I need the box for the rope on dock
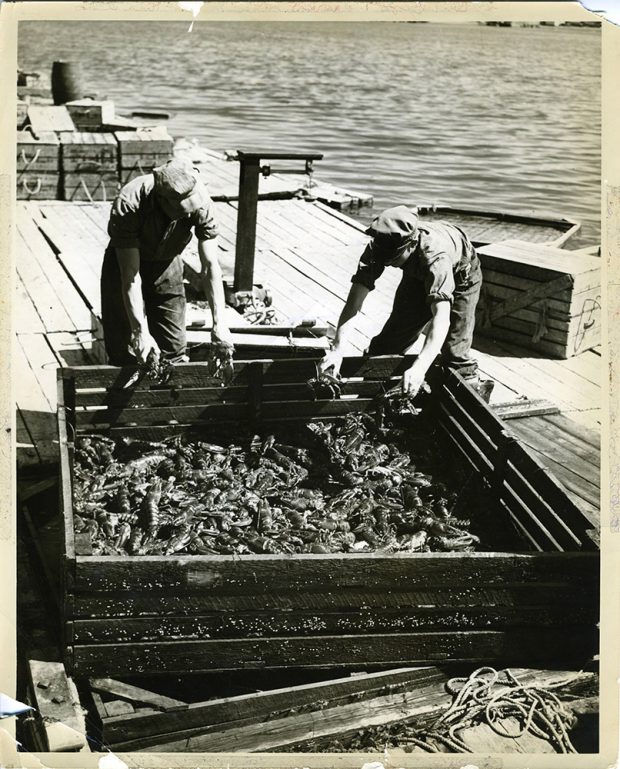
[415,666,580,753]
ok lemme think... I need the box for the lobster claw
[208,340,235,384]
[306,365,343,400]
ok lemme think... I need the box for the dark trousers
[100,245,187,366]
[367,254,482,378]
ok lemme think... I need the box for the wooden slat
[508,447,598,532]
[71,602,597,645]
[74,378,400,407]
[69,356,417,391]
[500,471,584,552]
[101,667,441,745]
[58,372,77,573]
[69,583,595,619]
[70,551,597,594]
[106,668,447,751]
[437,383,500,454]
[492,399,560,420]
[69,627,598,676]
[89,678,186,711]
[74,397,380,427]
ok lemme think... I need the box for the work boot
[462,373,495,403]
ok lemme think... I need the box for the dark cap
[366,205,419,263]
[153,158,208,215]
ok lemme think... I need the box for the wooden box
[58,358,599,677]
[17,130,60,173]
[65,99,115,130]
[16,171,60,200]
[116,127,173,176]
[63,171,120,202]
[60,132,118,174]
[476,239,601,358]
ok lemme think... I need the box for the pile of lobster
[72,412,480,557]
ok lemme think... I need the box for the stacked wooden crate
[116,127,174,185]
[65,99,115,131]
[475,239,601,358]
[16,130,61,200]
[57,357,599,678]
[19,97,175,200]
[61,133,120,202]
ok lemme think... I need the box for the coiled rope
[416,666,579,753]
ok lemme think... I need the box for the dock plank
[17,207,95,332]
[16,408,41,465]
[34,205,103,315]
[15,273,46,334]
[15,216,77,333]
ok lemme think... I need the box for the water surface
[18,21,601,246]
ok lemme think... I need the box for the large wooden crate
[17,131,60,200]
[60,132,118,174]
[476,239,601,358]
[65,99,116,130]
[58,357,599,677]
[116,127,174,183]
[63,172,120,202]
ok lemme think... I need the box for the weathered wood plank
[27,660,88,751]
[15,273,46,334]
[70,627,598,676]
[102,667,446,749]
[34,205,103,314]
[71,551,598,594]
[74,378,401,408]
[69,356,418,390]
[15,333,57,411]
[71,602,598,645]
[500,471,587,551]
[89,678,186,711]
[74,397,382,427]
[16,209,97,332]
[15,217,77,332]
[508,415,600,468]
[492,399,560,420]
[68,582,595,619]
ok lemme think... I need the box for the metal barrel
[51,60,85,104]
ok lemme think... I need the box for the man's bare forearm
[199,239,228,332]
[333,283,370,350]
[116,247,147,332]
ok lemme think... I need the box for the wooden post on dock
[234,150,323,293]
[234,153,261,292]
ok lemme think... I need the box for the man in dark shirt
[320,205,482,395]
[101,157,231,365]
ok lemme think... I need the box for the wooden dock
[14,197,600,524]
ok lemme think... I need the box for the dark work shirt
[351,220,473,304]
[107,174,219,262]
